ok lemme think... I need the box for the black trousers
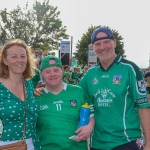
[90,140,143,150]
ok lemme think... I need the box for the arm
[34,87,44,96]
[75,116,95,141]
[138,108,150,149]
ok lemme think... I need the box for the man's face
[41,59,63,88]
[92,32,116,62]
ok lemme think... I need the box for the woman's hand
[34,87,44,96]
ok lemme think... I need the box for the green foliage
[0,0,68,50]
[74,25,125,66]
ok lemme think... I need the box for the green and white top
[36,83,88,150]
[79,55,150,149]
[31,68,43,88]
[0,80,41,150]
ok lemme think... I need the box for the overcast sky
[1,0,150,68]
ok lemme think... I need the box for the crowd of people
[0,27,150,150]
[62,65,90,85]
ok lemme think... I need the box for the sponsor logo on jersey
[70,100,77,107]
[136,97,148,104]
[40,105,48,110]
[112,75,122,84]
[138,80,146,93]
[94,88,116,107]
[101,75,109,78]
[93,78,98,84]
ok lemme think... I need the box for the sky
[0,0,150,68]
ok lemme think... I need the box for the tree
[74,25,125,66]
[0,0,68,50]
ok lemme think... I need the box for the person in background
[78,27,150,150]
[36,55,94,150]
[0,39,41,149]
[62,64,71,83]
[77,67,81,74]
[70,66,79,85]
[83,65,89,73]
[33,49,41,69]
[144,68,150,103]
[31,67,45,89]
[79,65,89,80]
[42,51,48,58]
[37,50,43,68]
[31,51,48,89]
[63,65,70,73]
[62,71,71,84]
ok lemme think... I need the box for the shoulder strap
[22,80,26,140]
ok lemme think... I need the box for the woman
[0,39,41,150]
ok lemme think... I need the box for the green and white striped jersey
[79,55,150,149]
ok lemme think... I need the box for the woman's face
[4,45,27,76]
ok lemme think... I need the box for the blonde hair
[0,39,36,79]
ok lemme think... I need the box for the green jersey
[79,55,150,149]
[31,68,42,88]
[36,84,88,150]
[70,72,79,84]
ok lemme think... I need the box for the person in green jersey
[0,39,41,149]
[70,67,80,85]
[78,27,150,150]
[144,69,150,103]
[31,67,45,89]
[62,71,71,84]
[36,55,94,150]
[79,65,89,81]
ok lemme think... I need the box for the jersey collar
[99,54,123,71]
[44,83,67,93]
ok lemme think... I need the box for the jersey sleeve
[129,65,150,108]
[78,74,94,117]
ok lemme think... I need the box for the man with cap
[36,55,94,150]
[78,27,150,150]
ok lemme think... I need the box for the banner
[60,41,70,53]
[88,44,97,67]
